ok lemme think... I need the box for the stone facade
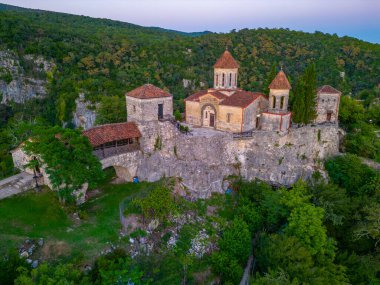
[315,86,341,124]
[214,68,238,89]
[185,51,296,133]
[126,95,173,122]
[260,112,292,132]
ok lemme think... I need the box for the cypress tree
[303,63,317,123]
[292,77,306,124]
[292,63,317,124]
[264,64,277,94]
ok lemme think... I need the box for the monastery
[10,50,343,202]
[185,50,341,132]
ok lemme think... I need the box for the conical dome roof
[214,50,240,69]
[269,70,291,90]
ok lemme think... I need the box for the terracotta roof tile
[214,50,240,69]
[317,85,341,95]
[126,84,172,99]
[83,122,142,147]
[184,90,208,102]
[219,91,264,108]
[269,70,291,90]
[185,90,228,102]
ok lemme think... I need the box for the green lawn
[0,177,156,263]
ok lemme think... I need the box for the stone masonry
[101,121,342,198]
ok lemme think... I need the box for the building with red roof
[315,85,342,124]
[185,50,271,132]
[126,84,173,122]
[82,122,142,159]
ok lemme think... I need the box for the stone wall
[316,93,340,124]
[126,96,173,122]
[100,121,341,198]
[217,105,242,132]
[260,112,291,132]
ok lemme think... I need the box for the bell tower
[268,70,291,113]
[213,50,239,90]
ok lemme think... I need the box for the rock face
[101,121,342,198]
[0,50,54,104]
[72,94,97,130]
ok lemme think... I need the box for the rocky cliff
[103,122,342,198]
[72,93,98,130]
[0,50,54,104]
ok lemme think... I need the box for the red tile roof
[219,91,265,108]
[126,84,172,99]
[317,85,341,95]
[214,50,240,69]
[83,122,142,147]
[185,90,228,102]
[269,71,291,90]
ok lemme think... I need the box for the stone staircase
[0,172,35,200]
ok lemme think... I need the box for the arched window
[272,97,276,109]
[216,74,219,86]
[229,73,232,86]
[222,73,225,87]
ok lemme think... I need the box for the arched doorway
[202,104,217,128]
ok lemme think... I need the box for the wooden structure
[83,122,142,159]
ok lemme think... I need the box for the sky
[2,0,380,44]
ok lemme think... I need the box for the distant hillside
[0,3,379,124]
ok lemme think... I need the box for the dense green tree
[132,186,177,223]
[285,204,329,255]
[23,125,104,203]
[14,263,87,285]
[325,154,379,196]
[95,96,127,125]
[338,95,365,129]
[291,77,306,124]
[0,250,29,285]
[291,64,317,124]
[264,64,277,95]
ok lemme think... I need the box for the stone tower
[213,50,240,90]
[268,70,291,113]
[260,70,292,132]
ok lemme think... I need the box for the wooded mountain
[1,3,379,124]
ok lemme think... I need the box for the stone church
[185,50,341,132]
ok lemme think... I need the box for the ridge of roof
[126,84,172,99]
[317,85,341,94]
[269,70,291,90]
[214,50,240,69]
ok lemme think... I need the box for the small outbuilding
[125,84,173,122]
[315,85,341,124]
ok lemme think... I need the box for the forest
[0,3,379,284]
